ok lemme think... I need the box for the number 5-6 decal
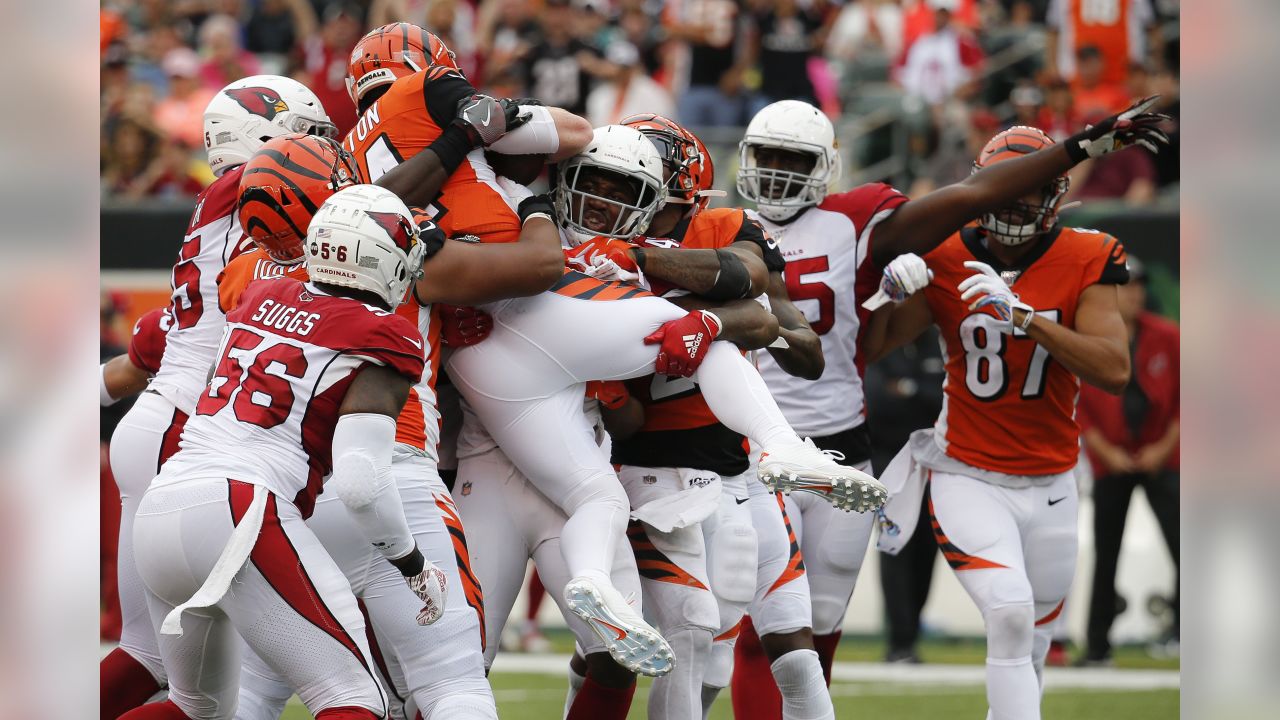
[960,309,1060,401]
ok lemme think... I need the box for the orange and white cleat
[758,438,887,513]
[564,576,674,677]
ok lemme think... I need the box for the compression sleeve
[487,106,560,156]
[329,413,415,561]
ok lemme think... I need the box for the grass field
[275,634,1180,719]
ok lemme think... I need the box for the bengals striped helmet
[972,126,1069,246]
[346,22,460,105]
[237,134,363,265]
[620,113,715,214]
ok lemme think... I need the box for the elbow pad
[487,106,559,156]
[705,249,754,301]
[330,413,415,561]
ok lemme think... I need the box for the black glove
[410,210,448,258]
[1065,95,1173,163]
[453,94,532,147]
[516,193,555,224]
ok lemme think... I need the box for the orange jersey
[610,208,784,476]
[923,225,1129,475]
[1050,0,1154,85]
[341,67,522,245]
[217,248,443,453]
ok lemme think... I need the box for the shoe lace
[804,437,845,462]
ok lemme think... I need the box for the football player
[119,186,446,720]
[101,75,337,720]
[868,126,1136,720]
[728,97,1169,715]
[100,307,173,406]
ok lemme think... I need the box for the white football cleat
[564,576,674,677]
[758,438,888,513]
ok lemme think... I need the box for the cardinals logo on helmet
[224,86,289,120]
[365,210,417,253]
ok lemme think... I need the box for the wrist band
[522,212,553,225]
[100,363,118,406]
[1063,133,1089,164]
[1017,307,1036,331]
[631,247,646,271]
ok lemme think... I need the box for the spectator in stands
[826,0,905,74]
[245,0,318,76]
[585,41,675,126]
[900,0,980,58]
[518,0,606,117]
[667,0,751,128]
[1008,81,1052,130]
[1071,44,1130,118]
[1041,74,1078,141]
[610,2,665,78]
[155,47,216,149]
[197,14,263,91]
[1070,110,1157,204]
[474,0,541,89]
[747,0,829,113]
[1078,255,1179,665]
[296,1,364,136]
[1046,0,1159,84]
[897,0,983,107]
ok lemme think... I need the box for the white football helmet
[204,75,338,177]
[737,100,842,222]
[555,125,667,245]
[305,185,428,308]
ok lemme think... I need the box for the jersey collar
[961,224,1062,285]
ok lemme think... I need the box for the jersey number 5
[198,328,309,428]
[784,256,835,335]
[960,310,1060,401]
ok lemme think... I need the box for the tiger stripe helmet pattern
[346,22,460,105]
[237,134,362,264]
[620,113,709,211]
[972,125,1070,246]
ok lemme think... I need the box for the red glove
[643,310,722,378]
[585,380,630,410]
[565,237,639,273]
[438,304,493,347]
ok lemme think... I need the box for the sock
[560,483,628,582]
[731,618,782,720]
[701,685,721,719]
[695,344,800,449]
[985,656,1041,720]
[117,700,190,720]
[315,707,380,719]
[811,631,842,686]
[564,663,586,719]
[649,626,713,720]
[101,647,163,720]
[770,649,835,720]
[565,675,636,720]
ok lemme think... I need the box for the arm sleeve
[487,105,560,156]
[329,413,416,562]
[422,70,477,131]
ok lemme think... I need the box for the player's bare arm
[637,241,770,299]
[413,197,565,306]
[870,97,1172,266]
[1017,283,1130,394]
[763,271,824,381]
[865,293,934,364]
[101,354,151,404]
[672,295,780,350]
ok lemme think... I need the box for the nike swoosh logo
[1048,496,1067,506]
[735,497,750,505]
[594,618,627,641]
[402,335,423,350]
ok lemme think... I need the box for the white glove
[862,253,933,310]
[957,261,1034,333]
[406,561,448,626]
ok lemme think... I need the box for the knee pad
[985,603,1035,660]
[709,523,758,606]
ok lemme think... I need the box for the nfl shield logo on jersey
[461,481,473,496]
[1000,269,1022,286]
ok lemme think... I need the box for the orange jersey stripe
[435,493,486,650]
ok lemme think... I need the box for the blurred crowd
[101,0,1180,204]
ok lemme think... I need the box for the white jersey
[750,183,907,437]
[149,165,256,415]
[156,278,424,517]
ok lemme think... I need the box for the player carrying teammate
[101,75,337,720]
[119,185,447,720]
[868,126,1135,720]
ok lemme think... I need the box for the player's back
[750,183,907,437]
[159,277,424,516]
[342,68,522,244]
[923,225,1129,476]
[150,165,257,414]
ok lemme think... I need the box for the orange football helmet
[620,113,714,213]
[237,134,363,264]
[972,126,1069,246]
[346,22,460,105]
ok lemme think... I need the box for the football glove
[405,560,448,626]
[862,253,933,310]
[585,380,630,410]
[1065,95,1173,162]
[454,95,531,147]
[644,310,722,378]
[565,237,642,283]
[439,304,493,347]
[957,261,1034,333]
